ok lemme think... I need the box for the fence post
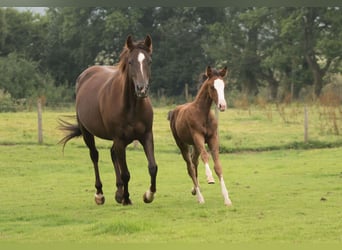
[304,105,308,143]
[185,83,189,101]
[37,98,43,144]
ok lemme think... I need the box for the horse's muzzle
[218,102,227,112]
[135,84,149,98]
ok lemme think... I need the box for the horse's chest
[123,120,147,138]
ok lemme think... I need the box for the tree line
[0,7,341,108]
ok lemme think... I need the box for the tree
[0,8,47,61]
[203,7,342,101]
[302,7,342,97]
[0,53,48,99]
[278,7,342,99]
[42,7,107,87]
[152,7,226,97]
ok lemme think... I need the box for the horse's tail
[167,110,174,121]
[58,116,82,151]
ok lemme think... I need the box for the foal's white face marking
[138,52,145,79]
[214,79,227,111]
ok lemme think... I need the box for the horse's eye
[128,60,132,65]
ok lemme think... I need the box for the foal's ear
[126,35,134,50]
[144,35,153,53]
[206,66,213,78]
[220,66,228,77]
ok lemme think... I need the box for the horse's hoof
[94,193,105,205]
[207,176,215,184]
[224,199,233,207]
[115,191,123,204]
[122,198,132,206]
[191,187,196,195]
[197,194,205,204]
[143,190,154,203]
[198,199,205,204]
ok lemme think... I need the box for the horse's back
[76,66,118,94]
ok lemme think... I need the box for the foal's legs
[176,139,204,204]
[192,134,215,184]
[81,127,105,205]
[207,136,232,206]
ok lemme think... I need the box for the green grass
[0,105,341,245]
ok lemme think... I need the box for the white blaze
[138,52,145,79]
[213,79,226,109]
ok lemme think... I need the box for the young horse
[168,66,232,206]
[59,35,158,206]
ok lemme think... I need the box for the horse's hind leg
[112,141,132,205]
[177,141,204,204]
[81,127,105,205]
[192,146,214,184]
[110,144,124,204]
[192,134,215,184]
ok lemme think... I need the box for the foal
[168,66,232,206]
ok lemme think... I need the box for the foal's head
[121,35,153,98]
[205,66,228,111]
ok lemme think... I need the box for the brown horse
[59,35,158,206]
[168,66,232,206]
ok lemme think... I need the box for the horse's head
[125,35,153,98]
[205,66,228,112]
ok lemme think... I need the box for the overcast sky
[15,7,47,15]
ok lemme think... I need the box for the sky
[15,7,47,15]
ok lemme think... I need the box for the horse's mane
[116,39,151,73]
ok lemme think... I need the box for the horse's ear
[206,66,213,78]
[220,66,228,77]
[144,35,152,53]
[126,35,134,50]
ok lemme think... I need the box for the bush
[0,53,74,109]
[0,89,16,112]
[321,74,342,105]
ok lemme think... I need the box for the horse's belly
[174,120,194,145]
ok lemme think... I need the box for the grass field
[0,104,341,245]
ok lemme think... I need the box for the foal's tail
[58,116,82,151]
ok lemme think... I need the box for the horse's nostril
[219,104,226,111]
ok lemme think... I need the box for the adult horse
[59,35,158,206]
[168,66,232,206]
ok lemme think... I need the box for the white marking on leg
[219,176,232,206]
[195,187,205,204]
[205,163,215,183]
[214,79,226,111]
[145,189,154,201]
[94,193,104,201]
[138,52,145,79]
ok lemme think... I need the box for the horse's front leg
[140,131,158,203]
[112,141,132,205]
[110,144,124,204]
[208,136,232,207]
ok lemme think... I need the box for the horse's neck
[192,84,212,113]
